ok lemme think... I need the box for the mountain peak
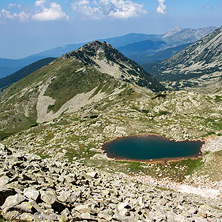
[62,40,114,60]
[80,40,112,51]
[62,41,164,92]
[163,27,183,38]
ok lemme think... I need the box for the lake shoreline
[109,154,202,165]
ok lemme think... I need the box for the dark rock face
[0,142,222,221]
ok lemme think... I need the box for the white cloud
[157,0,167,14]
[1,9,14,19]
[33,2,69,21]
[1,8,30,22]
[8,3,21,9]
[204,5,211,9]
[14,11,30,22]
[8,3,17,8]
[72,0,147,19]
[72,0,102,18]
[35,0,46,7]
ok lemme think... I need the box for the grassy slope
[44,59,122,113]
[0,56,124,140]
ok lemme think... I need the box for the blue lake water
[102,135,203,161]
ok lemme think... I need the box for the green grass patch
[155,186,174,192]
[172,158,204,176]
[0,216,5,222]
[215,95,222,102]
[44,133,54,143]
[117,161,143,172]
[0,132,14,141]
[110,157,204,182]
[45,61,121,113]
[36,153,51,159]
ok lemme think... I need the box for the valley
[2,84,222,192]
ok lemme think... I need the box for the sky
[0,0,222,59]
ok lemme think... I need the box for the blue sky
[0,0,222,59]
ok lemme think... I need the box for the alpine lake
[102,135,204,163]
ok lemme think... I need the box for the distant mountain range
[0,56,50,78]
[146,27,222,89]
[0,58,56,91]
[121,26,217,64]
[140,43,191,67]
[0,26,217,79]
[0,33,161,78]
[162,26,217,46]
[118,40,166,55]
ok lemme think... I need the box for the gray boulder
[23,188,40,201]
[1,194,26,213]
[40,189,57,205]
[0,187,16,206]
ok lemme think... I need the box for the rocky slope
[3,87,222,192]
[148,27,222,89]
[162,26,217,46]
[0,41,163,140]
[0,143,222,222]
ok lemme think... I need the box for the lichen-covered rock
[74,204,91,213]
[3,210,20,221]
[86,171,98,178]
[57,191,73,203]
[0,187,16,206]
[20,213,37,221]
[23,187,39,201]
[40,189,57,205]
[29,200,43,213]
[15,202,33,213]
[0,143,12,155]
[1,194,26,213]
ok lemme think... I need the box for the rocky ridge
[1,143,222,222]
[63,41,164,92]
[162,26,217,46]
[148,27,222,89]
